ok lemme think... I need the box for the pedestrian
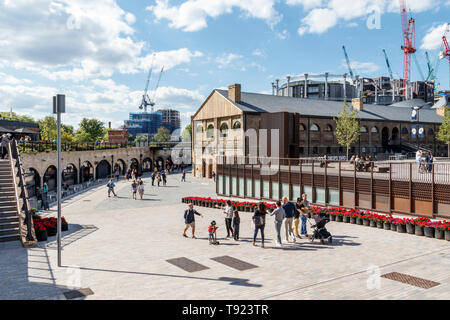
[222,200,234,238]
[212,171,216,183]
[138,181,145,200]
[282,197,296,243]
[115,169,120,181]
[131,179,137,200]
[162,171,167,186]
[181,169,186,182]
[151,171,156,186]
[252,202,267,248]
[0,133,10,159]
[157,172,162,186]
[269,201,285,247]
[42,182,50,211]
[427,152,434,173]
[298,194,310,237]
[416,149,423,172]
[293,198,301,238]
[183,203,203,239]
[107,179,117,197]
[232,210,240,241]
[208,221,219,245]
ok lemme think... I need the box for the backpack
[252,214,264,227]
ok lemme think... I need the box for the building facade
[192,84,447,178]
[157,109,181,133]
[124,112,162,138]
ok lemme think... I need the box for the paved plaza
[1,171,450,300]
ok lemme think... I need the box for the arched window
[232,121,241,130]
[325,124,333,132]
[310,124,320,132]
[360,126,368,133]
[220,123,228,137]
[299,124,306,131]
[207,124,214,139]
[401,127,409,135]
[371,126,379,133]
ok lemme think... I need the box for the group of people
[350,155,374,172]
[416,150,434,173]
[182,195,311,248]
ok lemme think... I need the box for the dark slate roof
[216,89,443,124]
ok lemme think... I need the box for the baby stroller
[208,221,220,245]
[308,212,333,244]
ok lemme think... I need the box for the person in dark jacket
[252,202,267,248]
[183,203,203,239]
[151,171,156,186]
[232,211,240,241]
[282,197,296,243]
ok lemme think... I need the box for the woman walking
[222,200,234,238]
[270,201,285,247]
[131,179,137,200]
[252,202,267,248]
[156,172,162,187]
[232,210,240,241]
[137,181,145,200]
[42,182,50,211]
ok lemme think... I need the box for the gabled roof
[215,89,443,124]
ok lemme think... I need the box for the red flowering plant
[392,218,406,225]
[436,221,448,231]
[34,222,46,232]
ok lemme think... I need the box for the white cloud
[291,0,437,36]
[421,23,449,50]
[252,49,263,57]
[276,29,290,40]
[146,0,282,32]
[346,60,380,74]
[215,53,243,69]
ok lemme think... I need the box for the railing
[8,139,35,244]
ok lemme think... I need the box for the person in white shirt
[416,150,422,172]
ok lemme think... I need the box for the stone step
[0,227,19,237]
[0,215,19,223]
[0,210,18,218]
[0,221,19,230]
[0,234,20,242]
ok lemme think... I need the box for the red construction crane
[399,0,416,96]
[441,35,450,90]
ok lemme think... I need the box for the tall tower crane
[342,46,355,82]
[139,54,155,112]
[382,49,394,80]
[440,34,450,90]
[150,66,164,113]
[399,0,416,97]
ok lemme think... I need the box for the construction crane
[382,49,394,80]
[150,66,165,113]
[425,52,434,81]
[412,53,425,81]
[342,46,355,82]
[440,34,450,90]
[139,54,155,112]
[399,0,416,97]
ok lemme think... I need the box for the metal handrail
[9,139,35,243]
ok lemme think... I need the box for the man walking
[151,171,156,186]
[107,179,117,197]
[282,197,296,243]
[416,149,423,173]
[212,171,216,183]
[115,169,120,182]
[297,194,310,237]
[183,203,203,239]
[269,201,285,247]
[181,169,186,182]
[0,133,10,159]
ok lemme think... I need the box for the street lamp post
[53,94,65,267]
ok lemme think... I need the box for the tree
[38,116,57,141]
[437,107,450,157]
[181,123,192,142]
[74,118,105,142]
[152,127,171,142]
[0,111,36,123]
[334,101,360,160]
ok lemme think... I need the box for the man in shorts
[183,203,203,239]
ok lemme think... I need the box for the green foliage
[0,112,36,123]
[437,107,450,155]
[334,101,360,160]
[128,133,134,142]
[152,127,171,142]
[74,118,105,142]
[181,123,192,142]
[38,116,74,142]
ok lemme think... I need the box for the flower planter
[424,227,435,238]
[391,223,397,231]
[356,218,363,225]
[336,216,343,222]
[384,222,391,230]
[397,224,406,233]
[35,229,48,242]
[343,216,350,223]
[377,221,384,229]
[406,224,415,234]
[370,220,377,228]
[415,226,424,237]
[47,225,57,237]
[350,217,357,224]
[445,230,450,241]
[330,215,336,221]
[363,219,370,226]
[435,229,445,240]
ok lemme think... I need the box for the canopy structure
[14,128,38,134]
[0,126,13,133]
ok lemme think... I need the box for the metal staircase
[0,159,20,242]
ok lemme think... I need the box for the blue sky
[0,0,449,130]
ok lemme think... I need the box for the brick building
[192,84,447,178]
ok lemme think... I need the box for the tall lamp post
[411,106,424,151]
[53,95,65,267]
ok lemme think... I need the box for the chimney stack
[108,121,111,129]
[352,98,363,111]
[228,84,241,103]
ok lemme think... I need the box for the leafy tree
[128,133,134,142]
[152,127,171,142]
[437,107,450,156]
[0,111,36,123]
[74,118,105,142]
[334,101,360,160]
[181,123,192,142]
[38,116,57,141]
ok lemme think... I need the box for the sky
[0,0,449,130]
